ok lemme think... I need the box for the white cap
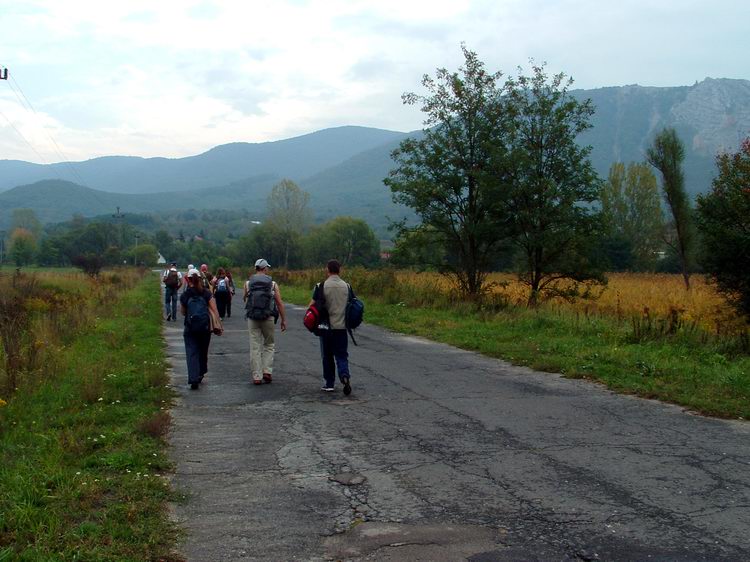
[187,264,195,270]
[187,268,200,277]
[255,258,270,269]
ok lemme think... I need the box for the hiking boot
[321,385,334,392]
[262,373,272,384]
[166,314,172,321]
[342,376,351,396]
[189,383,199,390]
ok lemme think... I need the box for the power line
[0,64,87,185]
[0,106,51,165]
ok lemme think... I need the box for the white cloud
[0,0,748,163]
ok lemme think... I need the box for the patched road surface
[164,303,750,561]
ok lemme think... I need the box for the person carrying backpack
[180,268,223,389]
[308,259,355,395]
[243,258,286,385]
[162,262,182,321]
[212,267,231,319]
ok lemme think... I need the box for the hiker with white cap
[162,261,182,321]
[243,258,287,385]
[180,268,222,389]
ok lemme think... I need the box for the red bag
[303,304,320,333]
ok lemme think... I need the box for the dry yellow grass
[394,271,744,333]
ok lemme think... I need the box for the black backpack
[186,293,210,334]
[246,274,275,321]
[164,270,180,289]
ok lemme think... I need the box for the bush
[72,253,104,277]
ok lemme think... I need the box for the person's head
[187,264,195,271]
[200,264,208,273]
[254,258,270,272]
[216,267,225,277]
[326,259,341,275]
[187,268,201,287]
[170,261,177,267]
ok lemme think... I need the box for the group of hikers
[161,258,357,396]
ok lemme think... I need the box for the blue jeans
[165,286,179,319]
[184,331,211,384]
[319,329,349,388]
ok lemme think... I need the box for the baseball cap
[187,268,200,277]
[255,258,271,269]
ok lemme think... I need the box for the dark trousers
[226,294,232,317]
[215,291,230,318]
[319,329,349,387]
[164,286,178,319]
[184,331,211,384]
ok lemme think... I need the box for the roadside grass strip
[284,285,750,419]
[0,275,180,561]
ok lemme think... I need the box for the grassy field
[0,270,179,561]
[282,270,750,420]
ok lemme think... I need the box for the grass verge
[0,275,180,561]
[283,285,750,419]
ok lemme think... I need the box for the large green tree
[601,162,664,271]
[696,138,750,318]
[502,63,605,305]
[9,228,37,266]
[266,179,311,268]
[385,45,511,297]
[646,128,694,288]
[304,217,380,268]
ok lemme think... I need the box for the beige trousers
[248,318,275,379]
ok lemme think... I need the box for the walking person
[244,259,287,385]
[225,270,236,318]
[162,261,182,321]
[183,264,195,290]
[199,263,213,291]
[180,268,222,389]
[212,267,231,319]
[309,259,353,395]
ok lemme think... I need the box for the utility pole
[134,233,139,266]
[112,206,125,250]
[0,230,5,265]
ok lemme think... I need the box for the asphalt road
[165,300,750,561]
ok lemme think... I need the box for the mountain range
[1,78,749,234]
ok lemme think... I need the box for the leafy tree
[304,217,380,268]
[9,228,37,266]
[646,128,694,288]
[696,138,750,318]
[11,209,42,239]
[37,237,64,267]
[385,45,511,297]
[266,179,311,268]
[154,230,175,261]
[129,243,158,267]
[502,63,605,305]
[601,162,663,270]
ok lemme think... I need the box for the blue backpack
[345,285,364,344]
[186,294,211,334]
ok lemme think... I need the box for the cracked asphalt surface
[165,303,750,561]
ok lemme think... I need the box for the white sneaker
[321,386,334,392]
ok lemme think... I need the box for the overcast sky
[1,0,748,163]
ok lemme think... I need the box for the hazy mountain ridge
[0,126,407,194]
[1,79,749,233]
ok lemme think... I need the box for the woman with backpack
[225,269,237,318]
[180,268,223,390]
[212,267,231,319]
